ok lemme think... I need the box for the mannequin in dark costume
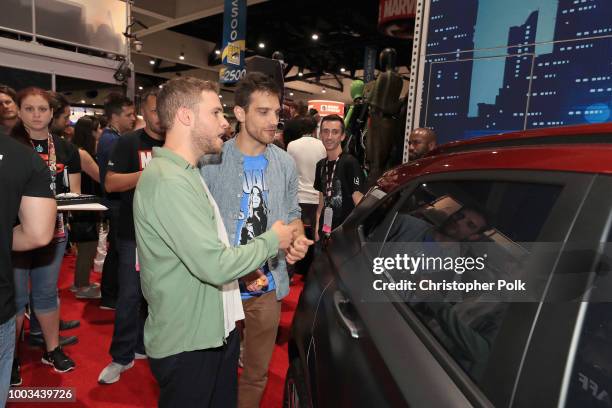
[365,48,403,186]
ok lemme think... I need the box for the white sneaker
[75,285,101,299]
[71,282,99,293]
[134,352,147,360]
[98,361,134,384]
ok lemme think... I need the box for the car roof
[377,123,612,193]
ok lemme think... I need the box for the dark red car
[286,123,612,408]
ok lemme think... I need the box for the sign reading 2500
[220,0,246,84]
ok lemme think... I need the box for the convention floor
[7,254,302,407]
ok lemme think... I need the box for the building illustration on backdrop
[422,0,612,143]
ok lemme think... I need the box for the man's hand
[285,234,314,264]
[242,269,268,292]
[271,220,297,249]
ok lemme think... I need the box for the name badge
[322,207,333,234]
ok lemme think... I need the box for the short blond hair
[157,77,219,130]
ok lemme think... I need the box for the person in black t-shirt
[314,114,365,240]
[16,91,81,350]
[71,115,103,299]
[98,89,165,384]
[9,87,78,381]
[0,133,56,406]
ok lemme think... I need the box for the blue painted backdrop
[421,0,612,143]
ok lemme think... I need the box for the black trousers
[149,329,240,408]
[296,203,318,275]
[101,207,119,305]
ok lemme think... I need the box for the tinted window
[565,227,612,408]
[361,188,404,243]
[566,303,612,407]
[381,180,562,395]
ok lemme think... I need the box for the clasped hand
[270,221,314,260]
[242,225,314,291]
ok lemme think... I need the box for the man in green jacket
[133,76,296,408]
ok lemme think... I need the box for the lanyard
[324,156,340,200]
[31,133,57,194]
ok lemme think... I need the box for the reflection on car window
[566,303,612,407]
[361,188,403,243]
[381,180,562,389]
[565,227,612,408]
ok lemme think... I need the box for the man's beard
[191,120,221,155]
[148,123,165,137]
[245,121,274,145]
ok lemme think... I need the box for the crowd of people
[0,71,438,407]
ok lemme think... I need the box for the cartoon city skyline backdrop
[421,0,612,143]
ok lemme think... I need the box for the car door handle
[333,291,363,339]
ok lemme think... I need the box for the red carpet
[7,254,302,407]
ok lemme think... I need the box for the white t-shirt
[199,176,244,338]
[287,136,326,205]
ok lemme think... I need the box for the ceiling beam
[153,62,194,74]
[134,0,269,38]
[132,6,172,22]
[285,72,321,82]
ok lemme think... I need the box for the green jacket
[134,147,279,358]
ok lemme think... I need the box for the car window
[361,187,404,243]
[379,180,562,396]
[564,227,612,408]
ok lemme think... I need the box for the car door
[307,170,594,408]
[512,174,612,407]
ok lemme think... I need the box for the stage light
[179,52,185,60]
[340,67,346,72]
[149,59,155,65]
[311,33,319,40]
[215,49,221,55]
[138,86,143,90]
[258,42,265,49]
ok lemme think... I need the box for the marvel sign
[378,0,417,39]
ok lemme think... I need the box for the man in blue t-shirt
[96,94,135,310]
[201,72,313,408]
[235,155,277,299]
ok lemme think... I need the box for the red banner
[378,0,416,39]
[308,100,345,118]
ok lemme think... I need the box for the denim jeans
[109,239,145,365]
[0,316,15,406]
[13,238,66,319]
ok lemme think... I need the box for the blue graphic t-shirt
[236,154,275,299]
